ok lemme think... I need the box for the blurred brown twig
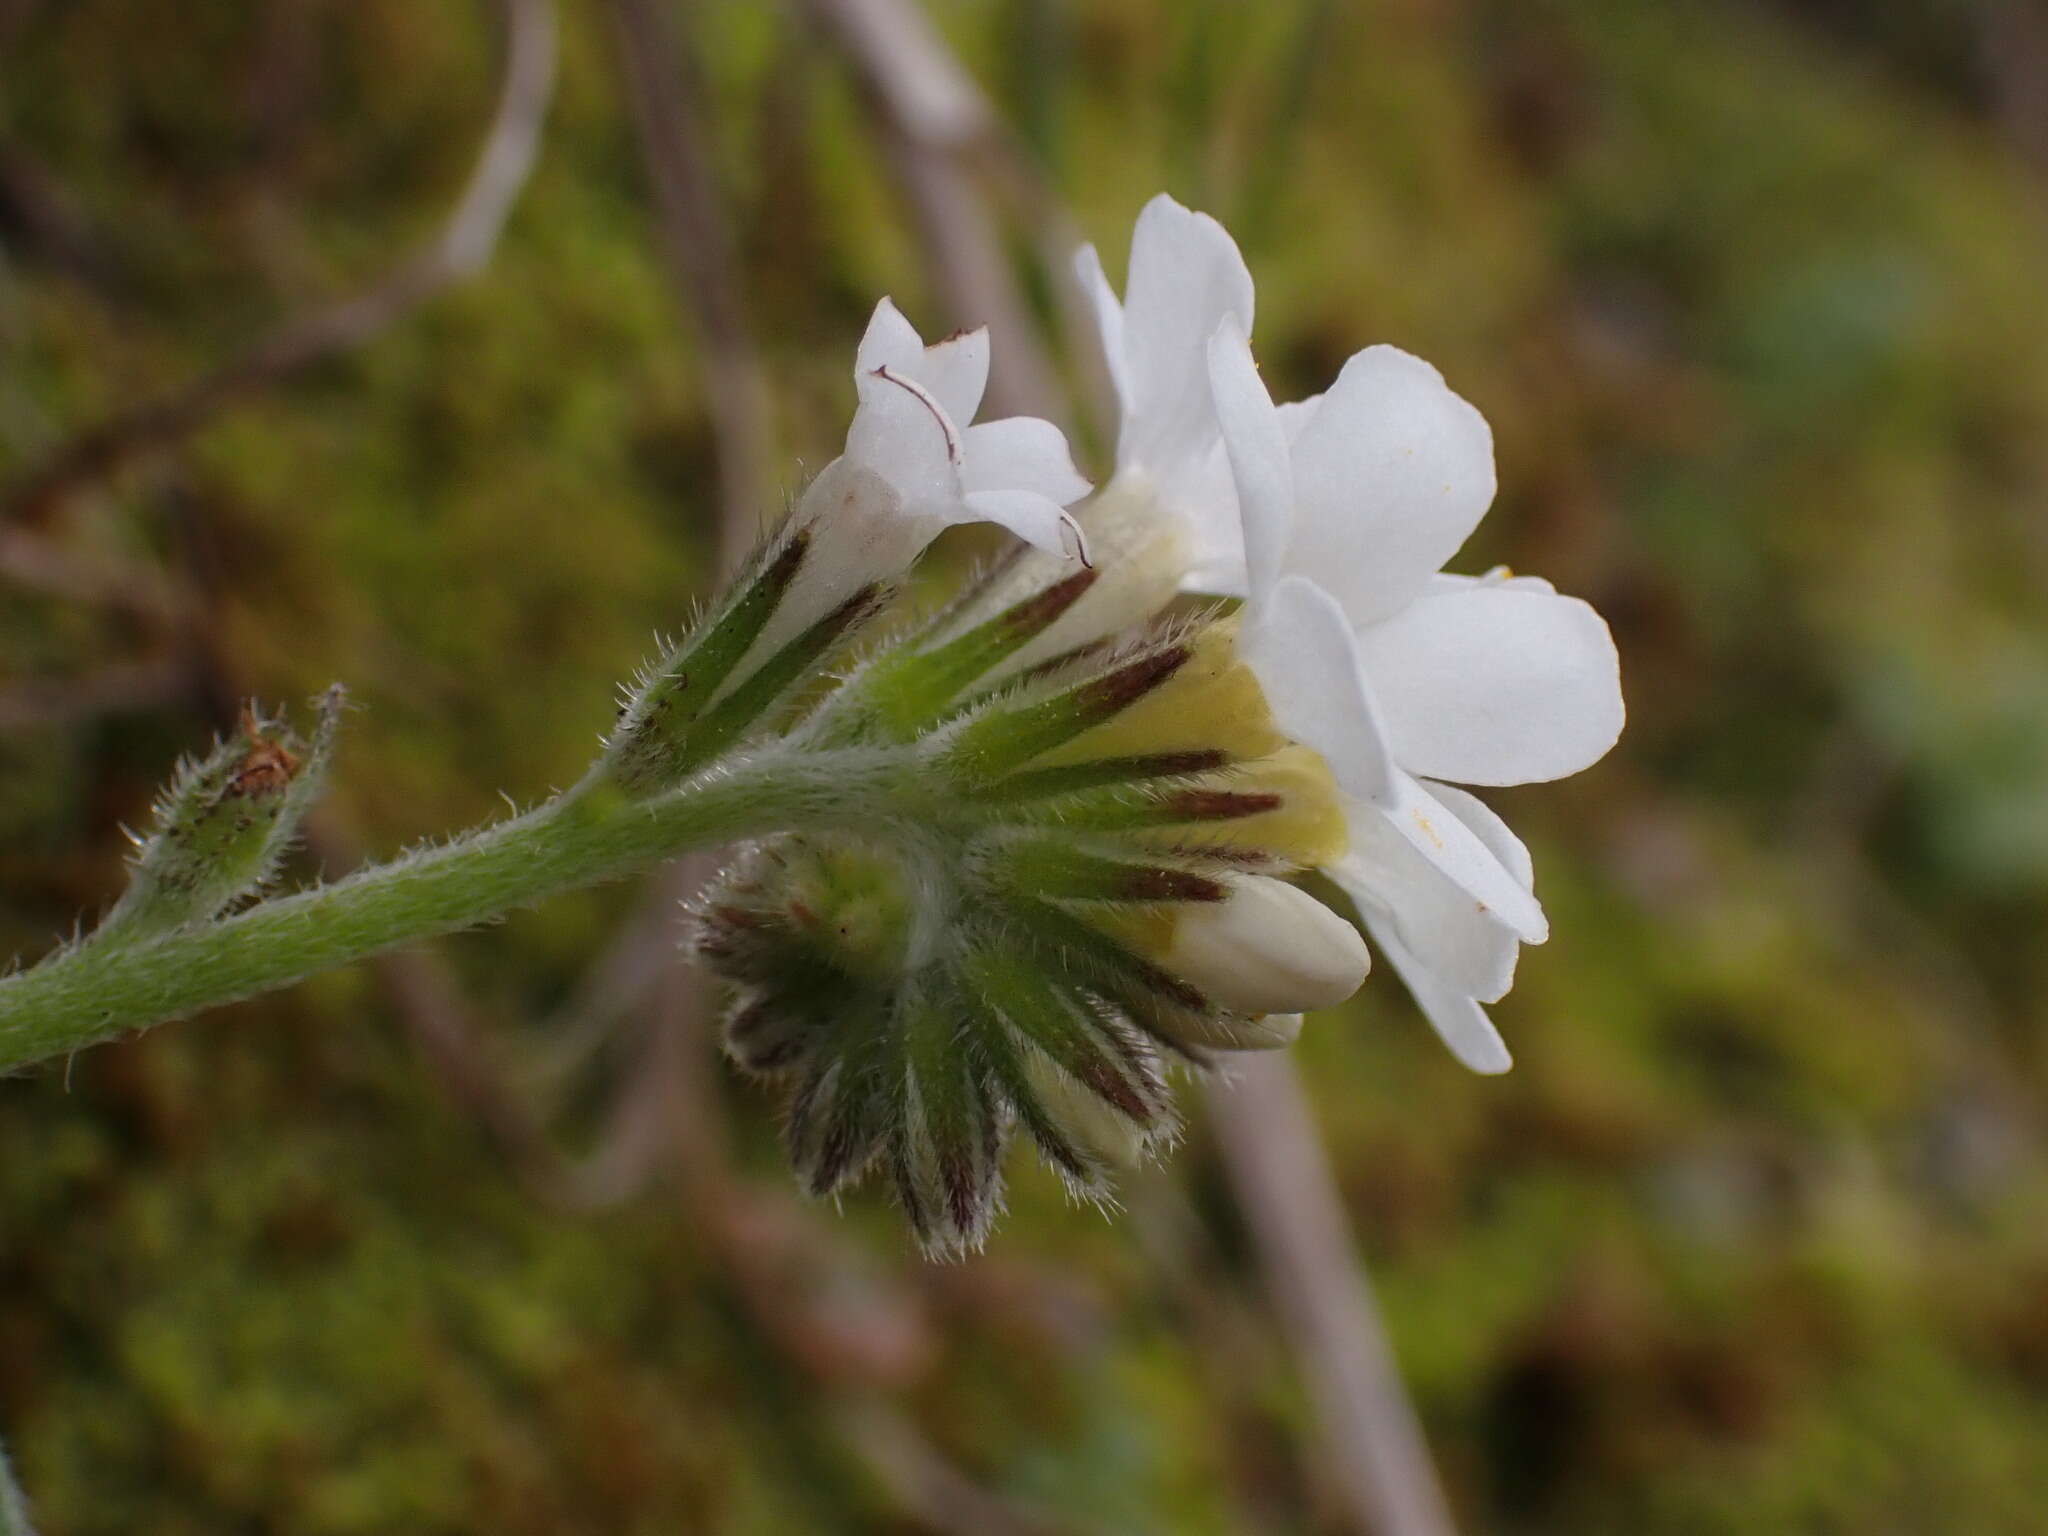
[801,0,1065,423]
[2,0,557,525]
[606,0,777,537]
[1207,1059,1458,1536]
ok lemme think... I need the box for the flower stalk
[0,750,905,1074]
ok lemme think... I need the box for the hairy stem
[0,750,893,1074]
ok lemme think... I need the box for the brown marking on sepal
[1072,643,1191,721]
[228,705,298,797]
[999,567,1099,639]
[1158,789,1283,822]
[1077,1055,1153,1121]
[1111,866,1227,904]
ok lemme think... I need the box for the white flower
[758,298,1092,662]
[1067,195,1624,1070]
[1206,318,1624,1072]
[1074,194,1254,594]
[963,194,1257,680]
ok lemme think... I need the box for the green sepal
[940,641,1192,785]
[661,582,891,782]
[966,750,1231,804]
[783,1001,899,1199]
[995,839,1225,905]
[1005,896,1289,1058]
[962,944,1165,1129]
[893,976,1008,1256]
[854,567,1099,740]
[1021,781,1284,835]
[605,529,812,793]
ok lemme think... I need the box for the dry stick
[606,0,777,530]
[0,656,192,733]
[832,1404,1073,1536]
[543,860,713,1211]
[800,0,1064,423]
[0,527,190,622]
[804,0,1117,443]
[1981,1,2048,176]
[1206,1059,1458,1536]
[2,0,556,524]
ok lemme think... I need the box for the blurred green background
[5,0,2048,1531]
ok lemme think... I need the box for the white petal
[854,296,924,378]
[1115,194,1254,479]
[846,367,959,515]
[1206,318,1291,606]
[1365,916,1514,1074]
[747,458,939,675]
[1163,875,1369,1015]
[1276,394,1323,446]
[1238,575,1546,951]
[1355,585,1624,785]
[1329,802,1525,1002]
[961,417,1091,506]
[1426,782,1534,890]
[961,489,1083,559]
[1161,445,1251,597]
[1430,565,1555,595]
[1284,345,1496,626]
[1238,574,1397,802]
[1336,771,1547,944]
[1073,242,1130,406]
[908,326,990,427]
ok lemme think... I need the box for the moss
[5,0,2048,1529]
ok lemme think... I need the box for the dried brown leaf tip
[230,705,301,798]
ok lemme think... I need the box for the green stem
[0,749,894,1075]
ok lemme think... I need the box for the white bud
[1161,875,1369,1016]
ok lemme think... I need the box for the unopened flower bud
[1158,874,1369,1016]
[97,690,342,945]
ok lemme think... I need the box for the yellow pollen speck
[1412,810,1444,849]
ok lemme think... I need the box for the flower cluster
[27,194,1619,1260]
[1070,196,1625,1073]
[690,565,1364,1254]
[667,196,1621,1248]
